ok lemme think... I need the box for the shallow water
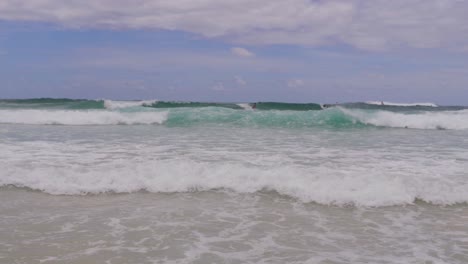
[1,190,468,264]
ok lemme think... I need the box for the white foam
[103,100,157,109]
[365,101,438,107]
[236,103,253,110]
[1,141,467,207]
[0,109,168,125]
[342,108,468,130]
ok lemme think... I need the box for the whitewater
[1,99,468,263]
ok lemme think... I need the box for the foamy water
[1,123,467,206]
[1,100,468,263]
[0,109,168,125]
[341,108,468,130]
[2,190,467,264]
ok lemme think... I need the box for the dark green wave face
[0,98,105,109]
[0,99,325,111]
[145,101,243,110]
[252,102,323,111]
[2,99,467,112]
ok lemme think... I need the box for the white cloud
[211,82,225,91]
[231,47,254,57]
[1,0,468,51]
[235,76,246,86]
[287,79,304,88]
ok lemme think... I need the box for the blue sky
[1,1,468,104]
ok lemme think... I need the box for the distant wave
[144,101,244,110]
[341,108,468,130]
[0,99,323,111]
[251,102,322,111]
[103,100,157,109]
[5,98,456,111]
[145,101,322,111]
[0,98,105,109]
[365,101,438,107]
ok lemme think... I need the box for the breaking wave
[2,154,467,207]
[0,99,467,130]
[341,108,468,130]
[0,109,168,125]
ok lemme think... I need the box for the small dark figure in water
[252,103,257,109]
[381,101,384,106]
[323,103,336,108]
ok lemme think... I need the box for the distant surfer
[323,103,337,108]
[381,101,384,106]
[252,103,257,109]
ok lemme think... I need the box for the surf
[0,109,168,125]
[2,144,467,207]
[341,108,468,130]
[1,106,468,130]
[0,98,467,130]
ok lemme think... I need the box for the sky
[0,0,468,104]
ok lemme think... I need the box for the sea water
[1,99,467,263]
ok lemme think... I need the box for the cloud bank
[1,0,468,51]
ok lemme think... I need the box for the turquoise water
[0,98,467,129]
[1,99,468,263]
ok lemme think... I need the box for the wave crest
[343,108,468,130]
[2,157,467,207]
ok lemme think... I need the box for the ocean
[1,99,467,263]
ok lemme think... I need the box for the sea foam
[2,157,467,207]
[0,109,168,125]
[342,108,468,130]
[1,138,467,207]
[103,100,157,109]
